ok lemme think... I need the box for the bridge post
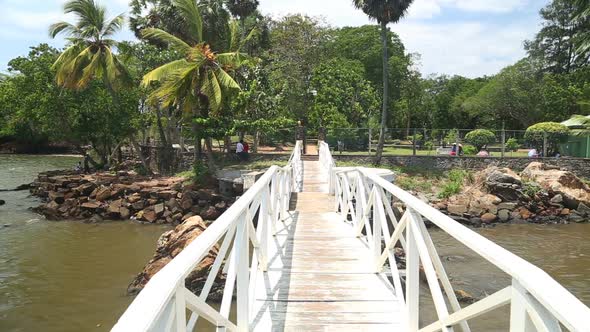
[406,211,420,331]
[236,215,250,332]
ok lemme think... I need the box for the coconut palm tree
[49,0,131,91]
[352,0,414,164]
[141,0,254,164]
[49,0,151,172]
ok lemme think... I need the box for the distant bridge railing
[112,141,303,332]
[319,141,590,332]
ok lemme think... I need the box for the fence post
[412,128,417,156]
[501,127,506,158]
[543,132,548,158]
[368,127,372,155]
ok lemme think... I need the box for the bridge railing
[319,141,590,332]
[112,141,303,332]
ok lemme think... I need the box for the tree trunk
[374,21,389,165]
[204,138,217,173]
[253,130,260,153]
[129,134,153,175]
[224,135,232,156]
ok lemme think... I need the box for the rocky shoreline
[30,170,233,225]
[430,162,590,227]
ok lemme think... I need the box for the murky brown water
[420,224,590,330]
[0,155,169,332]
[1,155,589,331]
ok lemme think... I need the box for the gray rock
[498,209,511,222]
[550,194,563,205]
[497,202,517,211]
[577,203,590,216]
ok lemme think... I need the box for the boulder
[74,182,96,196]
[48,191,65,204]
[550,194,563,205]
[143,209,158,223]
[81,201,101,210]
[131,200,145,211]
[200,206,221,220]
[447,204,468,215]
[107,199,123,217]
[0,199,5,206]
[127,216,222,299]
[88,214,103,223]
[498,202,518,211]
[120,207,131,219]
[498,209,511,222]
[154,203,165,216]
[522,162,590,207]
[95,187,112,202]
[577,203,590,216]
[481,213,497,224]
[483,167,524,202]
[127,193,142,203]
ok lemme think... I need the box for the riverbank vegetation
[0,0,588,169]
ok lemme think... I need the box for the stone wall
[334,155,590,178]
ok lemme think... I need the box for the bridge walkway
[250,159,403,331]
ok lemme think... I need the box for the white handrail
[112,141,303,332]
[320,141,590,332]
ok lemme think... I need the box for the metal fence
[326,128,553,158]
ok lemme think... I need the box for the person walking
[236,140,246,161]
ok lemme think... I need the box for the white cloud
[394,19,540,77]
[441,0,527,13]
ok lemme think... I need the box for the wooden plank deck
[250,158,403,331]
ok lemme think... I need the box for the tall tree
[141,0,251,166]
[352,0,414,164]
[525,0,590,74]
[49,0,152,171]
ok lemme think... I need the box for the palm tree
[352,0,414,164]
[141,0,253,165]
[49,0,150,172]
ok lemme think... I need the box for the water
[420,224,590,330]
[0,155,169,332]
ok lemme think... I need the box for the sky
[0,0,550,78]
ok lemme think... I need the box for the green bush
[406,133,423,143]
[505,137,520,152]
[438,169,469,199]
[444,129,459,145]
[424,141,435,151]
[465,129,496,150]
[524,122,570,156]
[192,161,210,183]
[462,144,477,155]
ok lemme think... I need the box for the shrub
[438,169,469,199]
[406,133,423,144]
[462,144,477,155]
[505,137,520,152]
[524,122,570,156]
[444,129,459,145]
[192,161,210,183]
[424,140,435,151]
[465,129,496,150]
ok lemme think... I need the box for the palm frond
[142,28,192,54]
[142,59,192,86]
[172,0,203,43]
[49,21,80,38]
[103,47,133,90]
[77,49,103,89]
[103,13,125,37]
[201,69,222,112]
[214,67,240,90]
[237,26,260,52]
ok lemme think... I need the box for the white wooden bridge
[113,141,590,332]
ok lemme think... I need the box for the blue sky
[0,0,550,77]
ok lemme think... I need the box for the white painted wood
[406,213,420,331]
[420,287,511,332]
[183,288,237,331]
[174,286,187,332]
